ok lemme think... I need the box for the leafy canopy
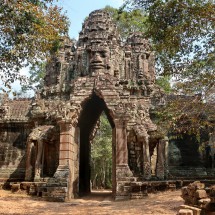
[123,0,215,136]
[0,0,69,92]
[104,5,148,40]
[127,0,214,96]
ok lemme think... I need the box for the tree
[91,113,112,189]
[125,0,215,136]
[155,75,172,93]
[0,0,69,92]
[126,0,214,95]
[21,62,46,94]
[104,6,148,40]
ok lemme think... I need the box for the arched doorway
[77,92,115,196]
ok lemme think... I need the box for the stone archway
[77,92,115,195]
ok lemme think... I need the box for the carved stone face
[88,47,110,72]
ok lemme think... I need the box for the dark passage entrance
[78,92,115,195]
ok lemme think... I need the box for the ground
[0,189,183,215]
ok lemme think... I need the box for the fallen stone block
[178,209,193,215]
[198,198,211,208]
[195,189,207,199]
[180,205,201,215]
[187,181,205,192]
[182,187,188,196]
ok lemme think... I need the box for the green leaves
[126,0,215,139]
[0,0,69,92]
[128,0,214,94]
[155,75,172,93]
[91,113,112,189]
[104,6,148,40]
[21,62,46,93]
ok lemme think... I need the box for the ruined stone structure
[178,181,215,215]
[0,9,214,201]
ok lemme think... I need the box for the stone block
[192,181,205,190]
[58,158,69,165]
[182,186,188,196]
[198,198,211,208]
[11,183,20,192]
[123,185,131,192]
[187,188,196,197]
[131,192,147,199]
[59,150,70,159]
[180,205,201,215]
[60,142,70,151]
[195,189,207,199]
[20,182,31,190]
[178,209,193,215]
[60,134,72,143]
[115,192,130,200]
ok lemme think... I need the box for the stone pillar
[115,118,132,179]
[142,135,151,180]
[112,127,116,195]
[55,121,71,175]
[156,137,169,180]
[164,137,169,178]
[54,120,77,199]
[25,141,34,181]
[151,145,157,176]
[34,139,44,181]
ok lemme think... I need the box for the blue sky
[57,0,124,39]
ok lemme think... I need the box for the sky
[57,0,124,39]
[10,0,124,94]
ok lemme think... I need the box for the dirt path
[0,189,183,215]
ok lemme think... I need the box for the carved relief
[0,107,6,119]
[25,125,57,181]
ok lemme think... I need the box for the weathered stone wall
[168,135,208,178]
[0,123,31,181]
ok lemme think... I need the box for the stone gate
[34,9,167,199]
[1,9,213,201]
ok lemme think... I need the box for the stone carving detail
[0,107,6,119]
[25,125,56,181]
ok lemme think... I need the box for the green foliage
[152,95,214,139]
[0,0,69,93]
[155,75,172,93]
[127,0,214,93]
[126,0,215,138]
[91,113,112,189]
[104,6,148,40]
[21,62,46,93]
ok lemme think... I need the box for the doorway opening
[77,92,115,196]
[90,112,112,190]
